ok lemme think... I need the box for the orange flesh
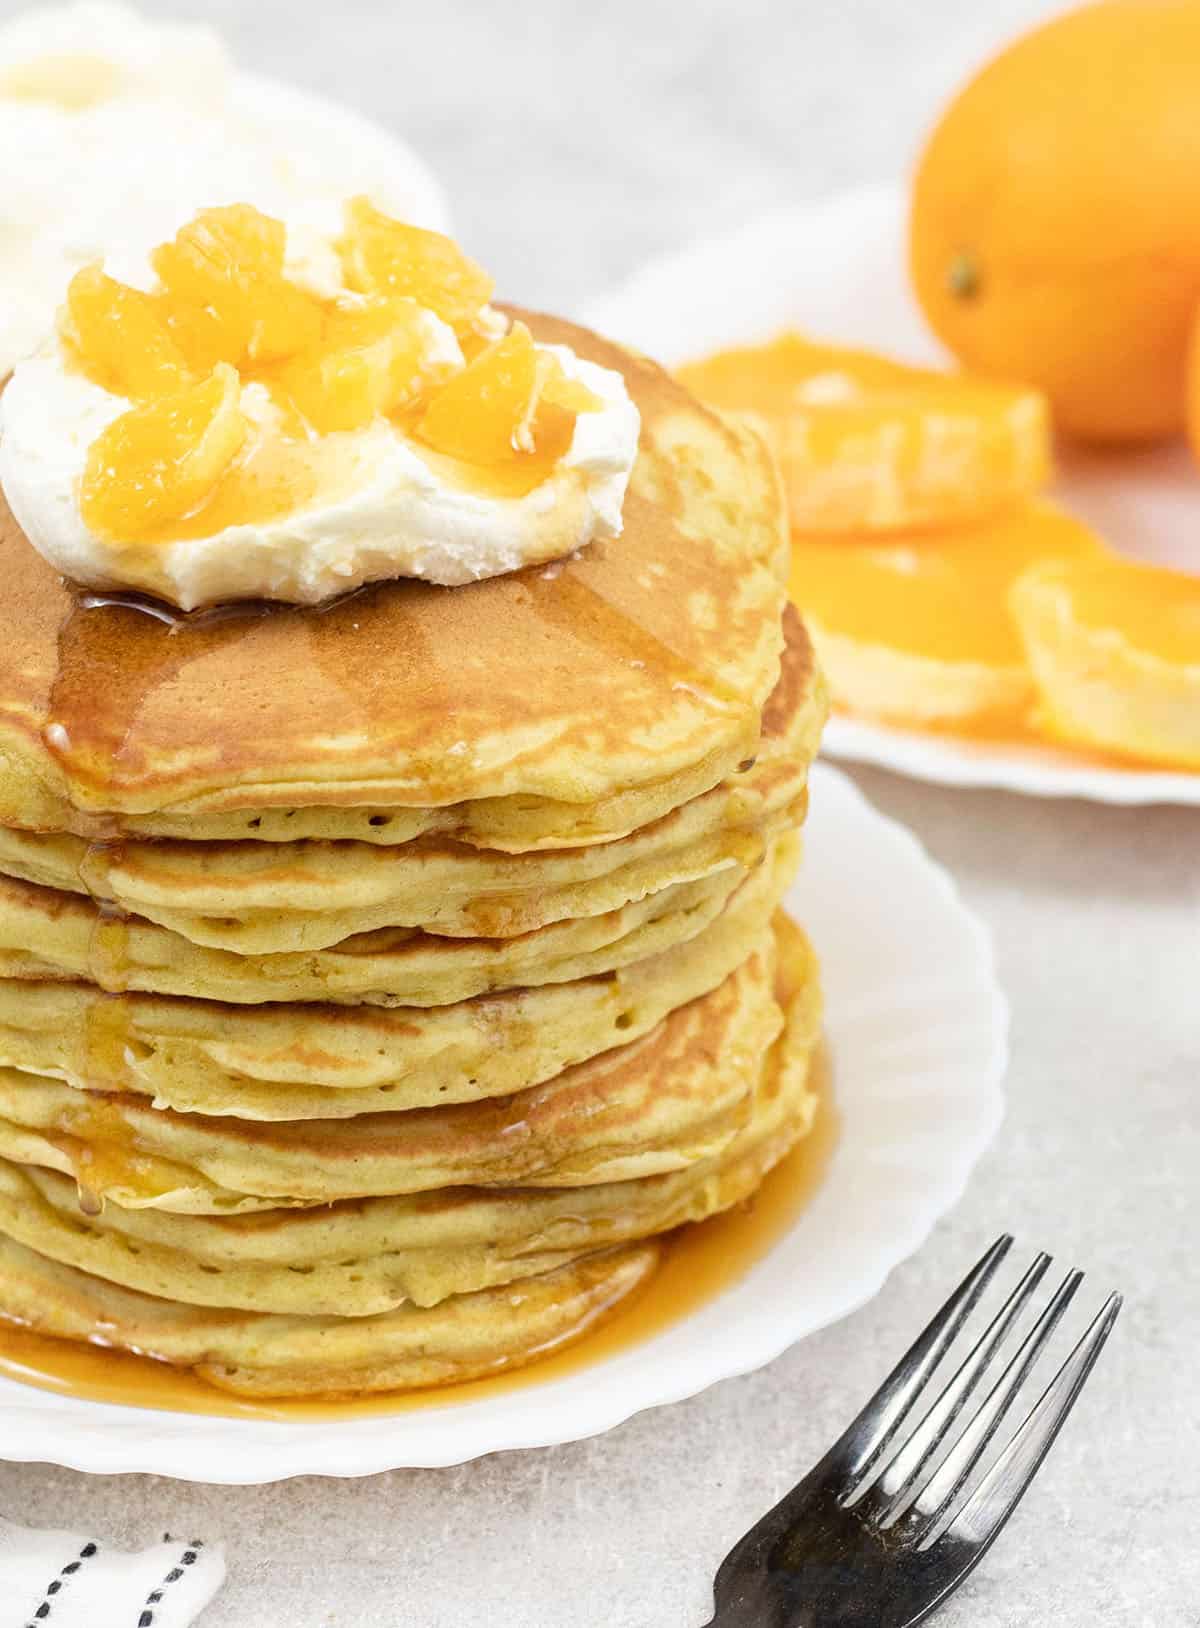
[338,196,495,331]
[62,266,190,400]
[414,323,600,494]
[790,503,1107,666]
[417,322,540,463]
[1039,556,1200,665]
[678,332,1048,530]
[678,333,961,415]
[68,203,598,545]
[150,204,322,368]
[80,366,248,542]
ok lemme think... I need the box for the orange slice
[338,197,493,332]
[1012,554,1200,767]
[152,204,322,368]
[61,265,191,399]
[789,499,1108,730]
[81,364,248,542]
[677,333,1051,534]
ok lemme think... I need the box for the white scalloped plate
[0,765,1005,1481]
[581,185,1200,805]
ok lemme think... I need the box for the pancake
[0,312,789,836]
[0,848,792,1119]
[0,927,790,1205]
[0,796,802,954]
[0,288,827,1400]
[0,610,823,859]
[0,834,799,1007]
[0,918,820,1334]
[0,850,760,1008]
[0,1235,662,1397]
[0,614,818,951]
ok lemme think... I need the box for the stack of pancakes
[0,315,828,1398]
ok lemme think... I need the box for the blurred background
[0,0,1064,307]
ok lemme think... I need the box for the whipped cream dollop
[0,331,641,607]
[0,195,642,608]
[0,1,449,378]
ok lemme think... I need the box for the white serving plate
[0,764,1005,1481]
[581,184,1200,805]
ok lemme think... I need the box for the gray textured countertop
[1,1,1197,1623]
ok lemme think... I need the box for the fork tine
[825,1234,1013,1484]
[901,1266,1084,1537]
[931,1291,1122,1553]
[869,1250,1053,1516]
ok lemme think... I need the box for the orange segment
[538,355,601,416]
[155,296,231,378]
[276,297,453,434]
[151,204,322,367]
[64,200,593,545]
[521,351,602,461]
[416,322,539,464]
[677,333,1051,534]
[789,500,1107,729]
[61,265,191,399]
[338,197,493,331]
[414,325,597,476]
[80,363,248,542]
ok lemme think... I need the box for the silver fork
[705,1236,1121,1627]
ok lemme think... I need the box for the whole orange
[910,0,1200,444]
[1184,300,1200,463]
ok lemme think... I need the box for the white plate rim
[0,764,1006,1481]
[581,183,1200,807]
[824,715,1200,804]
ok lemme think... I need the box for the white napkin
[0,1519,224,1627]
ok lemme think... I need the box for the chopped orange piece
[416,321,540,463]
[151,204,322,367]
[80,363,248,541]
[678,333,1051,534]
[519,351,601,460]
[1012,554,1200,766]
[416,329,599,469]
[155,296,231,377]
[276,297,453,434]
[338,196,493,331]
[61,265,191,399]
[66,201,593,543]
[789,500,1107,730]
[539,353,601,416]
